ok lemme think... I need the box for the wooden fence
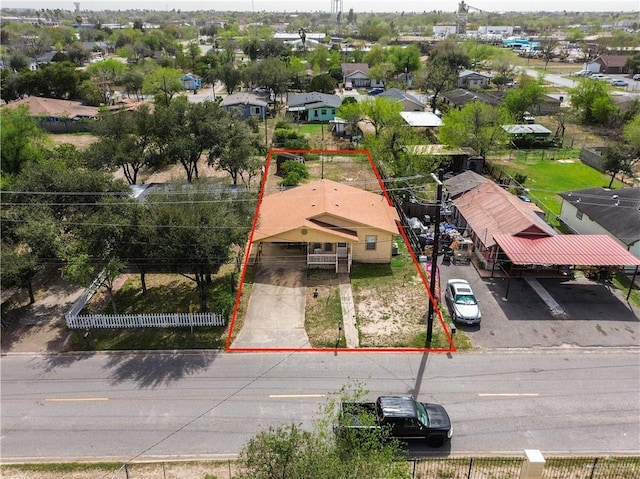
[66,312,226,329]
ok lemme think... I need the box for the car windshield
[415,402,429,426]
[455,294,477,305]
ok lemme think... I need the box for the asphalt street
[1,350,638,462]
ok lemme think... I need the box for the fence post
[519,449,545,479]
[467,457,473,479]
[588,457,599,479]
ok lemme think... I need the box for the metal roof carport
[494,234,640,299]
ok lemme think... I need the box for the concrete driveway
[231,264,309,349]
[437,259,640,349]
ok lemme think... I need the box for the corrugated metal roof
[494,234,640,266]
[400,111,443,127]
[453,181,556,248]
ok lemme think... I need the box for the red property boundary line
[225,148,456,353]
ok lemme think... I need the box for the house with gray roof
[378,88,425,111]
[220,92,268,120]
[457,69,492,89]
[286,92,342,122]
[558,186,640,260]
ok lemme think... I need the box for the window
[576,211,583,220]
[321,109,327,116]
[254,107,260,115]
[324,243,333,252]
[365,235,377,251]
[314,110,319,118]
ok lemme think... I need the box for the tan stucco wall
[351,227,394,263]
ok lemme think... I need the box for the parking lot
[437,259,640,349]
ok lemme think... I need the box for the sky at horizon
[2,0,639,13]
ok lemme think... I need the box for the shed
[275,152,306,176]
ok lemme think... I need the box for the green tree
[501,79,545,122]
[88,104,160,185]
[216,62,243,95]
[0,244,40,304]
[603,143,638,188]
[0,105,49,178]
[209,116,262,186]
[308,73,336,94]
[415,57,458,111]
[86,57,127,104]
[623,112,640,155]
[279,160,309,187]
[439,102,510,158]
[362,96,403,137]
[238,382,407,479]
[142,67,183,106]
[337,100,366,139]
[144,187,255,311]
[569,79,615,125]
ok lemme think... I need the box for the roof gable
[4,96,98,118]
[287,92,342,109]
[454,181,556,248]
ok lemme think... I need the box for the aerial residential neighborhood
[1,3,639,478]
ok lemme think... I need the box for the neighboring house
[341,63,384,89]
[441,88,501,109]
[443,170,489,199]
[502,124,554,147]
[400,111,443,129]
[457,69,492,89]
[379,88,425,111]
[591,54,631,74]
[251,178,400,272]
[220,92,268,120]
[442,88,560,115]
[558,186,640,260]
[180,73,202,92]
[287,92,342,122]
[31,51,56,69]
[3,96,98,132]
[452,180,556,269]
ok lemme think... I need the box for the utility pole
[427,168,444,343]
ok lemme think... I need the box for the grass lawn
[490,157,624,219]
[67,271,237,351]
[305,269,346,348]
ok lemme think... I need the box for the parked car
[571,70,591,77]
[611,79,629,87]
[368,87,385,96]
[344,81,353,90]
[633,74,640,81]
[445,279,481,325]
[591,74,611,82]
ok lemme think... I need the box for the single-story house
[441,88,502,109]
[452,180,556,269]
[251,178,400,272]
[341,63,384,89]
[3,96,98,132]
[400,111,443,128]
[220,92,268,120]
[180,73,202,92]
[378,88,425,111]
[591,55,631,74]
[502,124,554,147]
[558,186,640,260]
[457,69,492,89]
[287,92,342,122]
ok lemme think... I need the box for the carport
[493,234,640,299]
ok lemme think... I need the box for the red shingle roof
[494,234,640,266]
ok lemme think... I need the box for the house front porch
[252,241,352,273]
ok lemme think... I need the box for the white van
[344,81,353,91]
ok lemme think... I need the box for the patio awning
[494,234,640,267]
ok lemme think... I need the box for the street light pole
[427,168,444,343]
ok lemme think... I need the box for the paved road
[1,350,638,462]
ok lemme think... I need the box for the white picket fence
[66,312,226,329]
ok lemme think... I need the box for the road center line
[45,398,109,402]
[478,393,539,397]
[269,394,325,398]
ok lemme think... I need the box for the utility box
[519,449,545,479]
